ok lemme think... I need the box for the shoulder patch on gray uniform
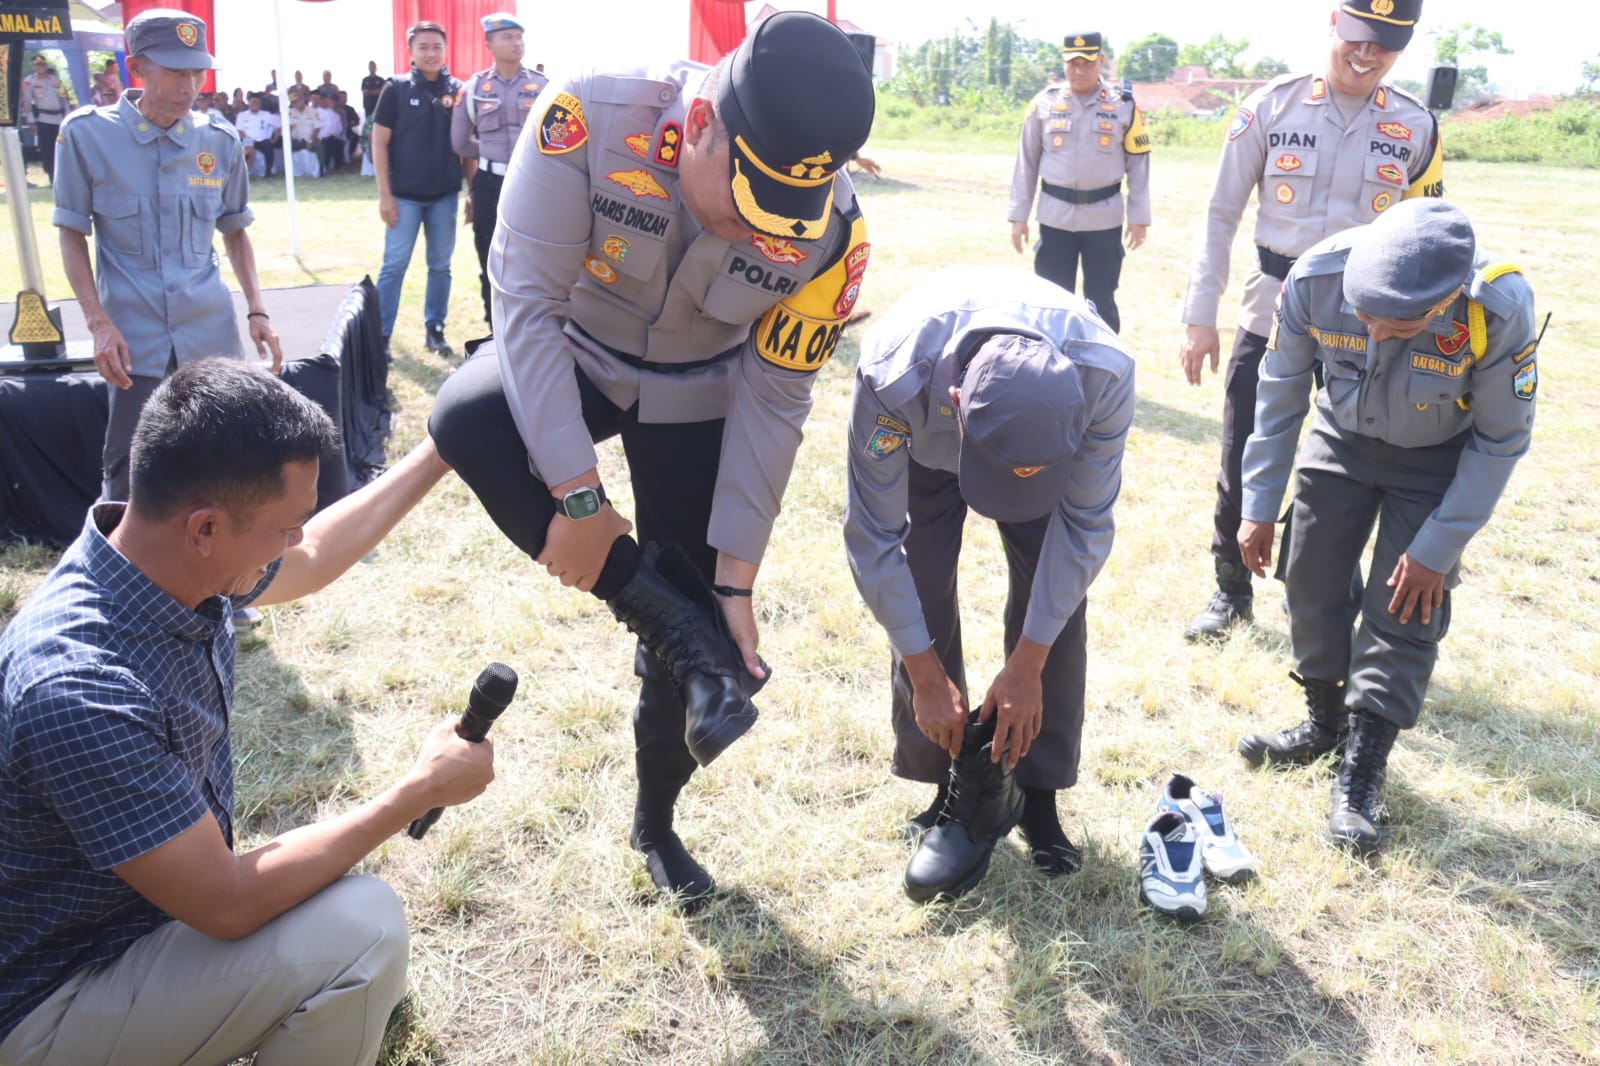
[1468,269,1529,321]
[1295,247,1352,278]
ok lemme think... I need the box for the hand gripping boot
[607,542,770,766]
[903,715,1025,903]
[1327,709,1400,854]
[1237,672,1350,768]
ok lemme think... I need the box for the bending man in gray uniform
[844,267,1134,901]
[1178,0,1443,643]
[429,12,874,908]
[1007,32,1150,335]
[1235,199,1538,854]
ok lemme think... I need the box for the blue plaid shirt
[0,504,276,1039]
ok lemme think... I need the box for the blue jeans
[375,193,457,337]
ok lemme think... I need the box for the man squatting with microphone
[0,360,495,1066]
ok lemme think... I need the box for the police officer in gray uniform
[844,267,1135,898]
[1235,199,1538,853]
[450,12,547,325]
[1179,0,1443,643]
[1008,32,1151,334]
[54,8,282,501]
[429,12,874,907]
[22,55,74,183]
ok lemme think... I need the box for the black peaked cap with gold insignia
[1336,0,1423,52]
[719,11,875,241]
[1061,33,1102,61]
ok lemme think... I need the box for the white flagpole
[272,0,302,267]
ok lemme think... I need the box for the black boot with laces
[1238,672,1350,768]
[1327,709,1400,854]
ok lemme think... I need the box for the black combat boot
[424,321,453,357]
[903,715,1025,903]
[903,782,949,840]
[1327,709,1400,854]
[1183,560,1254,643]
[607,543,769,767]
[1237,672,1350,768]
[629,764,715,911]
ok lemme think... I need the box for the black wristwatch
[560,484,608,520]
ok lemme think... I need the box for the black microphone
[406,662,518,840]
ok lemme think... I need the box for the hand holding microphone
[406,663,517,840]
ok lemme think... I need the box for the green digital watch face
[564,487,601,520]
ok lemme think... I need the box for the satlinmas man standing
[429,12,875,907]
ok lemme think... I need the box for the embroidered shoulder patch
[1513,361,1537,400]
[864,414,908,461]
[538,92,588,155]
[1228,108,1254,141]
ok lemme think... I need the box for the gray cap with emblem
[1343,198,1476,320]
[958,332,1089,523]
[126,8,217,71]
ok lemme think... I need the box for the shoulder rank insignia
[652,122,682,168]
[1309,78,1327,102]
[538,92,588,155]
[624,132,651,158]
[607,168,669,201]
[1374,86,1389,110]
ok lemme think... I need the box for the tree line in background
[881,17,1588,116]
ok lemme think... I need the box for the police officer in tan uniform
[429,12,874,908]
[1008,32,1151,334]
[1234,199,1538,853]
[450,12,547,325]
[1179,0,1443,644]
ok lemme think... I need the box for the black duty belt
[1040,180,1120,205]
[34,108,63,117]
[571,321,739,374]
[1257,246,1297,281]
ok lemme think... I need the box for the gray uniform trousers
[890,459,1088,791]
[1285,410,1466,731]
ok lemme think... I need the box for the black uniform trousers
[429,350,723,796]
[890,460,1089,791]
[1210,327,1271,569]
[36,120,61,183]
[1034,223,1124,334]
[1284,412,1465,730]
[471,168,504,325]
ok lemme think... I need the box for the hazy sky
[207,1,1593,98]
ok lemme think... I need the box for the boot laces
[617,600,712,681]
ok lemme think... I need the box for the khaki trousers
[0,876,408,1066]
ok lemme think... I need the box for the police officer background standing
[451,12,547,329]
[53,8,282,502]
[1235,199,1538,853]
[1007,33,1150,334]
[428,12,874,909]
[1178,0,1444,643]
[22,54,75,184]
[844,267,1134,901]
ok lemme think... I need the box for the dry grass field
[3,143,1599,1065]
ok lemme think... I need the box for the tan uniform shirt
[1181,72,1444,338]
[492,61,869,564]
[1008,79,1151,233]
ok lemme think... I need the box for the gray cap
[958,333,1088,523]
[1343,198,1475,320]
[126,8,216,71]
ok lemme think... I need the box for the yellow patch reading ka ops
[754,215,868,373]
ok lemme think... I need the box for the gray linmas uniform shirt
[490,61,869,566]
[53,96,250,377]
[844,268,1136,655]
[1007,79,1152,234]
[1242,238,1538,575]
[1181,73,1443,338]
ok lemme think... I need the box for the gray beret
[1343,198,1475,320]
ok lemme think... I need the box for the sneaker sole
[1209,865,1257,886]
[1138,882,1204,921]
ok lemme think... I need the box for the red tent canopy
[689,0,746,65]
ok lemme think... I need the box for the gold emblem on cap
[176,22,198,47]
[731,159,831,240]
[1013,466,1044,479]
[735,134,831,189]
[1074,36,1086,46]
[1371,0,1395,15]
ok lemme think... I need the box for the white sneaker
[1139,811,1207,920]
[1157,773,1257,884]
